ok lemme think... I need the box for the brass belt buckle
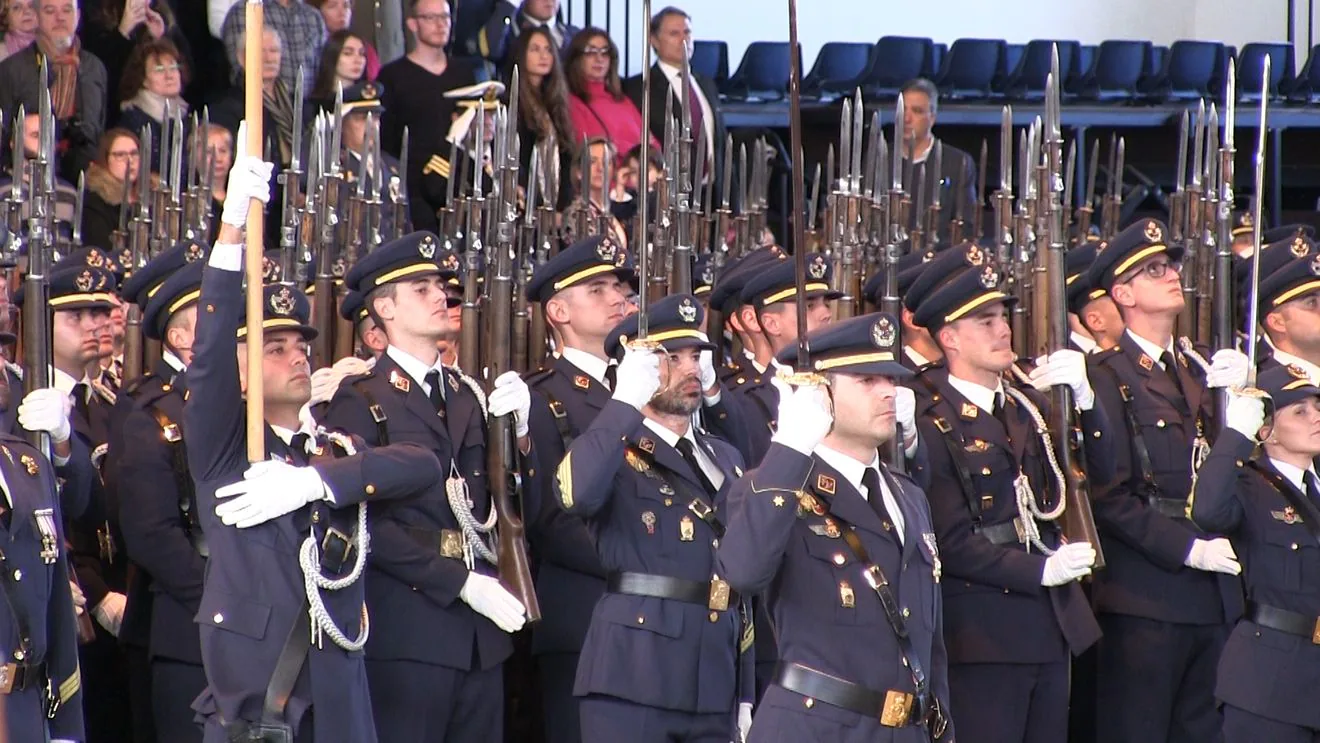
[319,527,354,572]
[880,689,913,727]
[97,522,116,565]
[0,662,15,694]
[1311,617,1320,645]
[688,499,713,521]
[439,529,464,560]
[708,579,730,611]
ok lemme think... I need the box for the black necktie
[424,370,446,416]
[675,438,718,495]
[1160,352,1186,397]
[1305,471,1320,505]
[604,363,618,391]
[289,432,311,465]
[71,383,89,422]
[992,392,1012,431]
[862,467,889,521]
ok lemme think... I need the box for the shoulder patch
[523,368,556,388]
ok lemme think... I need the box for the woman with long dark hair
[307,29,369,113]
[307,0,378,79]
[508,25,575,208]
[564,27,656,164]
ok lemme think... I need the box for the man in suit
[717,312,954,743]
[910,261,1109,743]
[1085,219,1249,743]
[322,230,534,742]
[624,6,727,195]
[898,78,978,241]
[184,151,442,742]
[475,0,579,68]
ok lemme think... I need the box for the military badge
[440,529,464,559]
[678,298,698,324]
[263,255,281,283]
[638,437,656,454]
[679,515,695,541]
[419,235,436,259]
[75,270,94,292]
[1293,236,1310,258]
[963,439,991,453]
[922,532,942,583]
[641,511,656,535]
[624,449,650,474]
[332,258,347,278]
[701,263,714,286]
[824,518,841,538]
[86,249,105,268]
[772,495,785,508]
[816,474,836,495]
[838,581,855,608]
[442,253,460,272]
[966,245,985,266]
[1177,352,1188,368]
[1288,364,1311,379]
[1310,255,1320,277]
[979,265,1000,289]
[659,483,674,496]
[1144,220,1163,242]
[34,509,59,565]
[19,454,37,476]
[960,403,979,419]
[808,255,827,280]
[389,370,411,393]
[1272,507,1303,525]
[448,374,460,392]
[796,491,820,515]
[1138,354,1155,371]
[185,242,205,262]
[270,286,295,315]
[871,316,896,348]
[574,375,590,389]
[1241,212,1253,228]
[362,83,378,99]
[597,236,616,262]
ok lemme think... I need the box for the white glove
[91,592,127,637]
[215,459,330,528]
[1205,348,1250,390]
[309,356,373,406]
[488,370,532,438]
[612,345,662,410]
[1041,542,1096,586]
[69,580,86,615]
[895,385,917,432]
[460,572,526,633]
[17,388,72,444]
[220,121,275,228]
[1185,537,1241,575]
[1028,350,1095,410]
[699,349,718,393]
[737,701,753,742]
[1225,389,1267,440]
[770,383,833,456]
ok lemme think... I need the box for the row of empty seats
[693,37,1320,104]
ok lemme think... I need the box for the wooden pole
[244,0,266,463]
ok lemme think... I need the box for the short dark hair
[900,77,940,115]
[365,283,398,332]
[624,143,664,173]
[649,6,689,36]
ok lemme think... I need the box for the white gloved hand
[699,349,718,394]
[1041,542,1096,586]
[69,580,86,614]
[1205,349,1250,389]
[1029,349,1096,410]
[220,121,275,228]
[91,592,127,636]
[308,356,373,406]
[895,385,917,433]
[770,383,833,456]
[460,572,526,633]
[737,701,753,742]
[17,388,72,444]
[1185,537,1241,575]
[612,345,662,410]
[488,370,532,438]
[1225,389,1267,440]
[215,459,330,528]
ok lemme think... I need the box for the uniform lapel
[0,444,29,536]
[809,458,890,540]
[1120,333,1190,417]
[443,368,478,451]
[377,356,451,442]
[555,355,609,412]
[635,429,708,495]
[1002,393,1034,468]
[936,376,1012,454]
[1172,348,1207,430]
[884,465,922,561]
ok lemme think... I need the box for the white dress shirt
[1126,329,1176,370]
[1265,339,1320,383]
[1270,457,1320,494]
[947,373,1004,415]
[642,419,725,491]
[163,350,187,373]
[815,444,904,543]
[386,345,447,401]
[657,59,715,167]
[1070,331,1099,355]
[904,345,933,368]
[561,347,613,387]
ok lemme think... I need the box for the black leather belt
[1145,495,1188,520]
[402,526,466,561]
[1247,602,1320,644]
[774,662,924,728]
[0,660,46,694]
[975,518,1059,546]
[607,571,736,611]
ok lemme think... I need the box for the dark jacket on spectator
[0,42,108,181]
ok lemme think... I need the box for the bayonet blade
[1175,110,1189,192]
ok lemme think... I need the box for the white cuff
[702,389,722,407]
[209,243,244,271]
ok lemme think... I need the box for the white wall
[565,0,1297,78]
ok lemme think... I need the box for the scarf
[263,79,295,166]
[121,89,187,123]
[3,31,35,59]
[35,35,80,120]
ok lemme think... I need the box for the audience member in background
[625,6,726,191]
[81,0,190,117]
[0,110,80,227]
[204,122,232,242]
[309,0,377,78]
[82,128,148,251]
[117,38,190,174]
[565,28,656,165]
[210,26,293,167]
[220,0,322,92]
[378,0,477,232]
[0,0,108,180]
[307,29,369,114]
[477,0,577,68]
[0,0,37,62]
[509,25,575,209]
[561,137,628,250]
[610,142,663,224]
[896,77,978,238]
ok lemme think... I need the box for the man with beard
[555,293,754,743]
[717,313,955,743]
[1085,219,1249,743]
[323,230,534,742]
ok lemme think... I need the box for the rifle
[149,106,172,257]
[278,69,305,286]
[457,104,487,376]
[123,124,153,383]
[166,105,185,243]
[1195,104,1219,347]
[1211,65,1238,430]
[513,144,539,376]
[391,127,410,240]
[1074,141,1099,241]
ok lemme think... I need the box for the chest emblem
[923,531,942,583]
[1272,506,1304,525]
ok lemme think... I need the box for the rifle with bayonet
[165,105,185,243]
[458,103,488,376]
[149,109,173,256]
[1210,64,1239,432]
[1101,137,1125,240]
[670,48,696,295]
[313,89,346,365]
[391,127,410,240]
[1178,103,1206,339]
[278,71,305,286]
[1074,142,1099,242]
[123,123,153,382]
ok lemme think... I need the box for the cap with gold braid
[16,265,117,310]
[142,260,204,340]
[1086,218,1184,293]
[605,294,714,360]
[912,263,1018,332]
[774,312,912,379]
[739,253,843,310]
[345,231,448,293]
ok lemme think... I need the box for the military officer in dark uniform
[419,82,503,223]
[185,154,444,743]
[1065,239,1124,354]
[322,231,533,742]
[908,261,1108,743]
[716,312,954,743]
[555,293,755,743]
[474,0,580,67]
[1249,237,1320,379]
[862,246,942,373]
[1190,365,1320,742]
[1085,219,1249,743]
[335,81,410,243]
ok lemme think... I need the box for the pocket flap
[196,590,273,641]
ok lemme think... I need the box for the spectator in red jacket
[564,27,656,166]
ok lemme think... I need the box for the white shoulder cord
[1000,379,1068,556]
[443,368,498,567]
[298,429,370,652]
[1176,337,1214,475]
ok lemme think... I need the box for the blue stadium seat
[932,43,948,77]
[691,40,729,86]
[724,41,800,101]
[1000,43,1026,92]
[1004,40,1080,100]
[934,38,1006,100]
[803,42,873,99]
[1211,45,1237,98]
[1237,42,1296,100]
[1074,40,1152,101]
[1070,44,1098,93]
[857,36,935,99]
[1139,40,1222,101]
[1289,44,1320,102]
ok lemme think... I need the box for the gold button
[804,698,815,709]
[1156,420,1166,428]
[833,554,846,565]
[365,484,376,495]
[1236,460,1245,467]
[1292,543,1300,551]
[213,613,224,623]
[162,384,172,392]
[882,521,893,531]
[709,612,719,623]
[636,616,645,625]
[311,511,320,524]
[10,570,19,581]
[981,467,991,476]
[1092,430,1101,438]
[664,498,673,506]
[206,304,215,313]
[712,539,720,548]
[902,607,910,618]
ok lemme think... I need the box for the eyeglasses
[151,63,181,74]
[1120,257,1181,283]
[412,12,449,23]
[582,46,611,57]
[108,150,140,161]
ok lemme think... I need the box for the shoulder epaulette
[122,372,160,398]
[1093,346,1123,365]
[524,367,556,388]
[423,154,451,178]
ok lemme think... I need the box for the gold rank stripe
[373,262,442,288]
[1273,279,1320,307]
[639,328,710,345]
[237,318,305,338]
[423,155,452,178]
[1283,378,1316,391]
[49,292,116,307]
[740,621,755,654]
[552,263,617,292]
[557,451,574,508]
[763,282,830,306]
[59,666,80,704]
[945,291,1009,323]
[1113,244,1169,277]
[168,288,202,314]
[813,351,896,371]
[145,278,169,299]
